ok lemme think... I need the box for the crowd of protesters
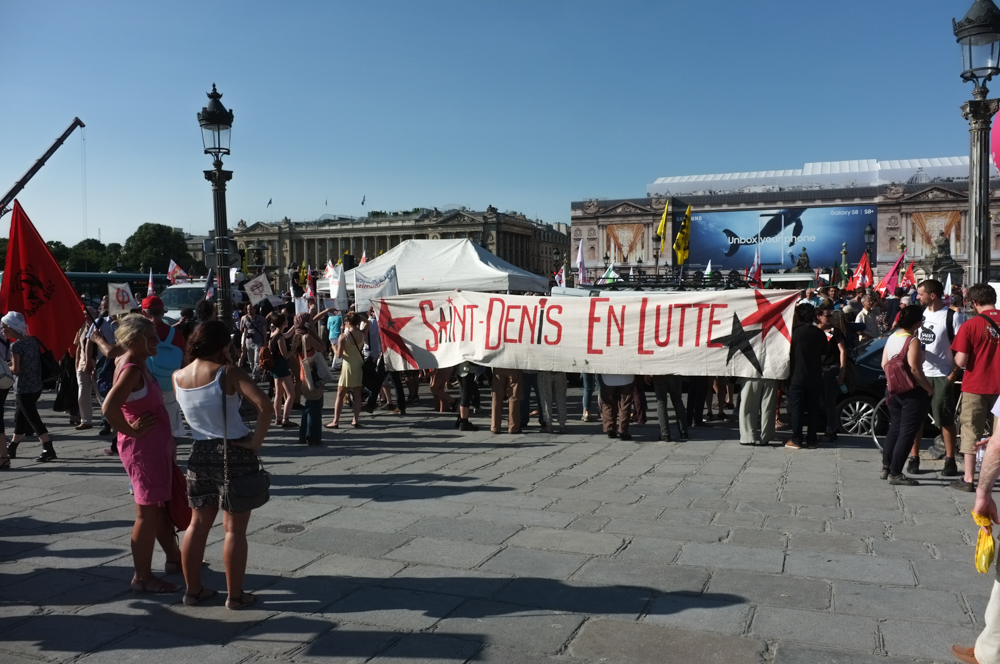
[0,274,994,607]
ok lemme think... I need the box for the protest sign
[244,273,274,306]
[108,283,139,316]
[376,289,797,379]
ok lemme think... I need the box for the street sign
[203,238,241,269]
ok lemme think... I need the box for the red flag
[899,261,917,289]
[852,253,874,289]
[0,201,84,356]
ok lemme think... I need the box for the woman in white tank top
[172,320,273,610]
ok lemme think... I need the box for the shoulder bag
[885,334,917,395]
[220,366,271,514]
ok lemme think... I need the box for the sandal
[225,591,257,610]
[131,576,180,594]
[325,422,339,429]
[183,586,219,606]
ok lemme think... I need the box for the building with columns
[233,206,569,290]
[571,157,1000,285]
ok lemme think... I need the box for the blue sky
[0,0,981,245]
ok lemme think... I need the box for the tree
[46,241,70,268]
[67,239,111,272]
[121,223,195,273]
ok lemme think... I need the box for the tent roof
[346,239,549,293]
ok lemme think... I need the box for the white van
[160,281,210,320]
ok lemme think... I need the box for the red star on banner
[377,298,418,369]
[436,315,450,338]
[446,297,454,306]
[739,290,798,342]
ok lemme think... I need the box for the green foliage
[121,223,195,273]
[46,241,70,267]
[67,238,116,272]
[0,238,7,268]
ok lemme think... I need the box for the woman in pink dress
[102,314,181,594]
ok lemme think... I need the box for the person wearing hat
[2,312,56,462]
[141,296,187,439]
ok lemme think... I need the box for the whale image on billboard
[676,205,877,270]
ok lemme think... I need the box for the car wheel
[838,395,878,436]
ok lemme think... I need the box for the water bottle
[976,440,989,471]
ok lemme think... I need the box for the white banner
[108,283,139,316]
[330,264,349,311]
[355,265,399,313]
[377,289,798,379]
[244,273,274,306]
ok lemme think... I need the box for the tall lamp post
[652,235,661,280]
[198,84,235,322]
[864,222,876,268]
[955,0,1000,284]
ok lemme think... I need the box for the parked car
[836,335,889,436]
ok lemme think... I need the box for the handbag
[219,366,270,514]
[299,353,324,400]
[37,339,61,385]
[166,464,192,531]
[884,334,916,395]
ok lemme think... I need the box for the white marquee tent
[338,239,550,293]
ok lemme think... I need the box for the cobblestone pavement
[0,388,991,663]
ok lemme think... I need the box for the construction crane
[0,117,86,218]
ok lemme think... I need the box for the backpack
[146,326,184,393]
[258,343,274,370]
[885,334,916,395]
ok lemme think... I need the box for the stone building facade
[572,158,1000,285]
[232,206,569,290]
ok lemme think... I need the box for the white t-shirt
[917,307,964,377]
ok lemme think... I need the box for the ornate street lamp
[198,83,235,321]
[864,221,876,266]
[652,234,661,279]
[603,252,610,269]
[955,0,1000,283]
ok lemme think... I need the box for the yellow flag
[673,205,691,265]
[657,202,669,253]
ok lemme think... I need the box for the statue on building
[934,230,951,258]
[791,246,812,273]
[918,229,964,285]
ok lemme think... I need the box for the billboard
[677,205,877,270]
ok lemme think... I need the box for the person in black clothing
[817,305,847,442]
[786,304,827,449]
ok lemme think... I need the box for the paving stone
[784,551,916,586]
[912,559,997,593]
[285,526,412,557]
[871,539,934,560]
[566,514,611,532]
[0,613,135,661]
[293,553,406,580]
[14,537,129,570]
[463,505,576,528]
[292,621,402,663]
[255,575,361,614]
[613,536,683,563]
[253,497,340,523]
[829,519,888,539]
[204,540,322,573]
[796,506,848,520]
[572,557,709,594]
[643,593,751,635]
[435,598,585,655]
[506,527,623,555]
[400,516,522,545]
[751,606,878,650]
[849,507,905,523]
[728,528,787,549]
[655,508,716,526]
[880,618,979,659]
[890,523,968,545]
[603,517,728,543]
[494,578,654,618]
[383,564,512,598]
[568,618,766,664]
[708,569,831,610]
[368,632,484,663]
[79,628,248,664]
[677,542,784,573]
[310,507,421,533]
[773,643,932,664]
[832,582,967,623]
[737,500,793,516]
[714,511,764,528]
[480,547,588,579]
[322,585,464,630]
[384,537,500,569]
[764,515,828,533]
[787,532,867,555]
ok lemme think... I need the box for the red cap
[142,296,164,311]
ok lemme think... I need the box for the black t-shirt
[821,327,845,368]
[790,324,827,385]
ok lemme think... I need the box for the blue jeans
[582,373,597,413]
[300,397,323,444]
